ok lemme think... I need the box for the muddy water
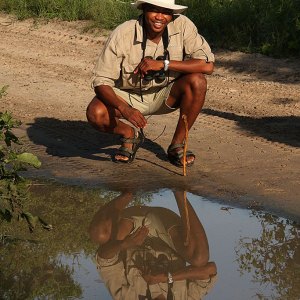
[1,184,299,300]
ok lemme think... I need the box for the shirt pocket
[168,44,184,61]
[121,63,140,89]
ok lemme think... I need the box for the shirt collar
[135,15,180,44]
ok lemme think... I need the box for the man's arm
[134,58,214,78]
[142,262,217,284]
[171,262,217,281]
[168,59,214,75]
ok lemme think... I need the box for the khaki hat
[131,0,187,14]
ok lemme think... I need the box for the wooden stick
[182,114,189,176]
[183,191,190,246]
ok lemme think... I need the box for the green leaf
[0,111,21,129]
[4,130,20,146]
[0,111,12,126]
[16,153,41,168]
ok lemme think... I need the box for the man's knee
[186,73,207,92]
[89,222,111,244]
[86,97,106,126]
[190,252,209,267]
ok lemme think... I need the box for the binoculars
[143,56,166,82]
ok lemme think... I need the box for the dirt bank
[0,14,299,220]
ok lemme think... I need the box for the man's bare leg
[86,97,136,162]
[166,73,207,165]
[170,190,209,267]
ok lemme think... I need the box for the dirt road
[1,14,299,220]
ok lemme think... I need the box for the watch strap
[164,59,170,71]
[167,272,173,284]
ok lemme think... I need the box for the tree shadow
[26,117,167,162]
[202,108,300,148]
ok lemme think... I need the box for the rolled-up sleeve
[95,252,126,300]
[183,18,215,63]
[92,30,123,88]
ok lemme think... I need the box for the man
[89,190,217,299]
[86,0,215,166]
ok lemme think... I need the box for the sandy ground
[0,14,299,220]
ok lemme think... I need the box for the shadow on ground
[26,117,167,162]
[202,108,300,147]
[215,50,300,84]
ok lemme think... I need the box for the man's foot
[114,128,144,163]
[167,143,195,167]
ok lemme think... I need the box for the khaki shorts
[112,83,177,116]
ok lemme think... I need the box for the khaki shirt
[96,209,217,299]
[92,15,215,91]
[96,254,217,300]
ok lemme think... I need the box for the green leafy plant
[0,85,52,232]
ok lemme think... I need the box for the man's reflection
[89,190,217,299]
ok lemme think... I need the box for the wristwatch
[164,59,170,71]
[167,272,174,284]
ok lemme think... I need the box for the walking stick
[183,190,190,246]
[182,114,189,176]
[181,115,190,245]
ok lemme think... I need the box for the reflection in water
[89,190,217,299]
[1,183,299,299]
[0,240,81,299]
[235,211,300,300]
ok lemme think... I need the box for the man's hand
[134,57,164,77]
[121,226,149,250]
[119,105,147,128]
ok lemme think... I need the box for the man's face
[143,4,173,35]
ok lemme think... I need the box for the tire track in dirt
[0,15,107,46]
[199,114,300,152]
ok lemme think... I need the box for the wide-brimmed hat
[131,0,188,14]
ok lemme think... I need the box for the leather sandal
[114,128,145,163]
[167,143,195,167]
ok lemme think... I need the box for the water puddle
[1,183,299,300]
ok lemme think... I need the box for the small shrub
[0,85,52,232]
